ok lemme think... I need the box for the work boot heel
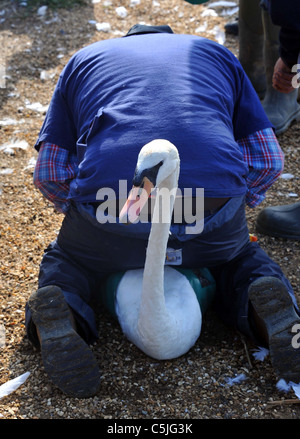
[249,277,300,382]
[28,285,101,398]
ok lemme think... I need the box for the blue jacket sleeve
[267,0,300,67]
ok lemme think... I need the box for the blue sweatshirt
[35,33,272,202]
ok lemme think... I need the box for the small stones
[0,0,299,421]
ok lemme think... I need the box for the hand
[272,57,296,93]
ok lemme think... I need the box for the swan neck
[140,170,178,311]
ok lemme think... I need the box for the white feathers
[0,372,30,399]
[222,373,247,387]
[293,383,300,399]
[117,266,201,359]
[115,140,201,360]
[276,378,291,392]
[251,346,269,362]
[276,379,300,400]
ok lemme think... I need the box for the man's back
[37,32,271,201]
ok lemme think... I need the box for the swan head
[120,139,179,223]
[134,139,179,188]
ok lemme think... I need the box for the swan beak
[119,177,154,224]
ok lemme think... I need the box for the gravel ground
[0,0,300,420]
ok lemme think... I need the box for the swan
[114,139,202,360]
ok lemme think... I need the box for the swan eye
[133,160,163,187]
[136,182,144,198]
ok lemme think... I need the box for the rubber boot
[238,0,266,99]
[256,201,300,240]
[28,285,101,398]
[261,9,300,134]
[249,277,300,382]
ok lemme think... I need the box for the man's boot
[249,277,300,382]
[28,285,101,398]
[261,8,300,134]
[256,201,300,240]
[238,0,266,99]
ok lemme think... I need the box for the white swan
[115,139,202,360]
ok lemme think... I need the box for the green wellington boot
[261,8,300,134]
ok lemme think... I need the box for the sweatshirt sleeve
[33,142,78,213]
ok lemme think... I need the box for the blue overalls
[25,196,297,346]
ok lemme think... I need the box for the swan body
[116,266,201,359]
[115,139,202,360]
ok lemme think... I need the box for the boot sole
[249,277,300,382]
[28,286,101,398]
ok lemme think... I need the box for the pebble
[0,325,5,348]
[37,6,48,16]
[1,0,299,421]
[115,6,128,18]
[95,22,111,32]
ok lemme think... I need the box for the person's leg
[238,0,266,98]
[212,241,300,381]
[248,276,300,382]
[27,285,101,398]
[239,0,300,133]
[26,240,100,347]
[26,240,102,398]
[261,6,300,134]
[255,51,300,240]
[26,202,150,397]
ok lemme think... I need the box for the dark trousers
[25,198,297,346]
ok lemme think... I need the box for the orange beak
[119,177,154,224]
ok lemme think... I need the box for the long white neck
[137,167,179,328]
